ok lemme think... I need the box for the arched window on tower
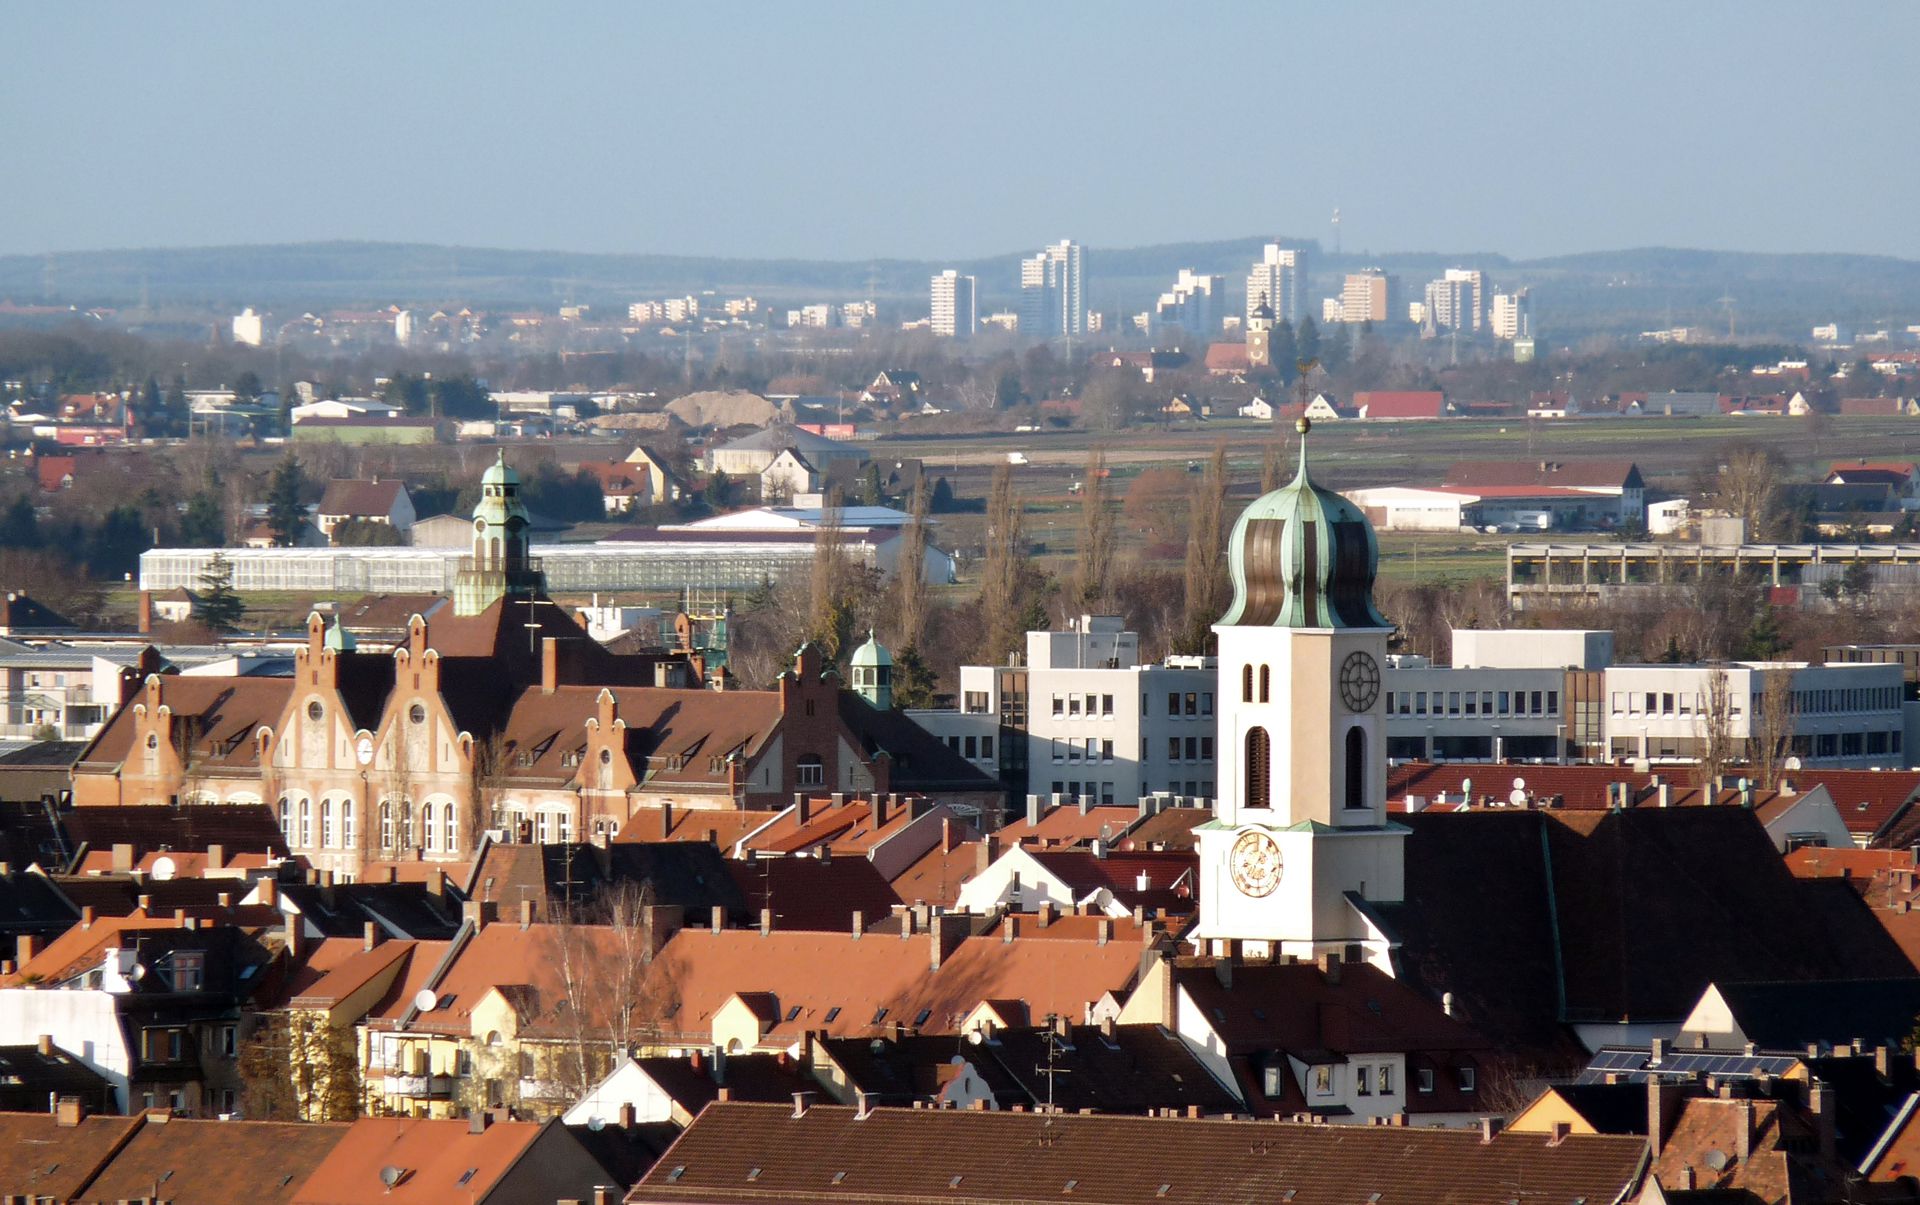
[1345,726,1367,811]
[1258,665,1271,703]
[1246,727,1271,811]
[1241,664,1253,703]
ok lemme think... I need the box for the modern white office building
[1153,269,1223,336]
[1602,661,1907,767]
[1490,288,1532,340]
[930,269,977,339]
[909,616,1216,806]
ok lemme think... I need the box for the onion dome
[1220,418,1389,629]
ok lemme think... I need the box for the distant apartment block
[1423,269,1487,333]
[1153,269,1223,336]
[1490,288,1532,340]
[930,270,977,338]
[1020,239,1085,338]
[1337,269,1398,325]
[230,307,263,347]
[1245,243,1309,325]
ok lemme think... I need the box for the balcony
[381,1073,456,1098]
[518,1077,574,1103]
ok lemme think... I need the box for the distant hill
[3,239,1917,337]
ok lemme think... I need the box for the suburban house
[1352,391,1450,420]
[315,479,417,539]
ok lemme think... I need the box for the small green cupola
[849,630,894,709]
[453,452,546,616]
[323,614,356,653]
[1220,418,1389,629]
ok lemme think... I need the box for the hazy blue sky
[4,3,1915,260]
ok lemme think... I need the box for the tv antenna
[1330,209,1342,256]
[1716,291,1737,341]
[1036,1018,1072,1111]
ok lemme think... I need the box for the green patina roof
[849,629,892,669]
[1219,420,1390,630]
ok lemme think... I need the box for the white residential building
[1245,244,1309,326]
[1422,269,1487,333]
[930,270,977,339]
[1020,239,1084,338]
[231,308,264,347]
[1490,288,1532,341]
[1154,269,1223,336]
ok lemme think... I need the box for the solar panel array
[1573,1046,1800,1084]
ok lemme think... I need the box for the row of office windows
[1387,689,1559,718]
[943,734,997,761]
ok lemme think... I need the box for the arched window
[1258,665,1271,703]
[400,803,414,850]
[297,798,311,848]
[1246,727,1271,811]
[1241,664,1253,703]
[1345,727,1367,811]
[321,799,335,849]
[443,803,458,854]
[342,800,356,850]
[423,803,438,853]
[278,797,291,842]
[379,801,393,850]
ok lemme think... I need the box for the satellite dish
[151,855,177,881]
[379,1166,403,1188]
[129,964,147,982]
[1703,1149,1730,1172]
[413,988,438,1012]
[1509,790,1529,808]
[1784,756,1803,770]
[1511,777,1526,792]
[967,1030,985,1046]
[587,1116,606,1132]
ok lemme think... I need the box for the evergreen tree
[86,506,148,578]
[0,496,41,549]
[1296,316,1321,363]
[1269,320,1297,379]
[265,454,308,547]
[891,645,938,710]
[196,553,246,633]
[179,492,225,547]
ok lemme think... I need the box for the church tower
[453,453,546,616]
[849,631,894,710]
[1193,418,1406,962]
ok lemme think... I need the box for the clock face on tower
[1339,650,1381,713]
[1228,829,1284,897]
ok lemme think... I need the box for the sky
[3,2,1917,262]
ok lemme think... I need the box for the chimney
[1548,1120,1570,1146]
[660,803,674,839]
[519,898,535,930]
[1650,1037,1667,1066]
[15,935,36,965]
[1647,1078,1677,1157]
[796,793,812,825]
[711,905,724,934]
[855,1090,877,1120]
[618,1102,636,1129]
[1877,1045,1893,1082]
[80,905,94,929]
[1479,1116,1502,1143]
[540,637,561,693]
[1027,795,1043,828]
[1810,1077,1837,1162]
[976,834,998,874]
[929,913,966,972]
[283,913,303,958]
[1734,1099,1753,1162]
[137,590,153,634]
[462,899,487,930]
[1319,949,1342,985]
[791,1091,815,1119]
[942,817,956,853]
[36,1034,52,1057]
[111,843,134,872]
[760,908,772,936]
[422,872,441,898]
[1213,958,1232,990]
[873,794,889,828]
[851,911,864,940]
[1037,902,1055,928]
[1096,918,1112,946]
[54,1096,83,1127]
[469,1109,490,1134]
[205,843,225,870]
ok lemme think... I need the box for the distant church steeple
[453,453,545,616]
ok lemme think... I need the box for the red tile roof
[1354,390,1447,419]
[630,1102,1651,1204]
[316,479,408,518]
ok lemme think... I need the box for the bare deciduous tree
[978,464,1032,664]
[1177,444,1230,653]
[894,476,931,650]
[546,883,681,1103]
[808,486,850,656]
[1754,666,1800,789]
[1695,666,1734,789]
[1069,448,1116,613]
